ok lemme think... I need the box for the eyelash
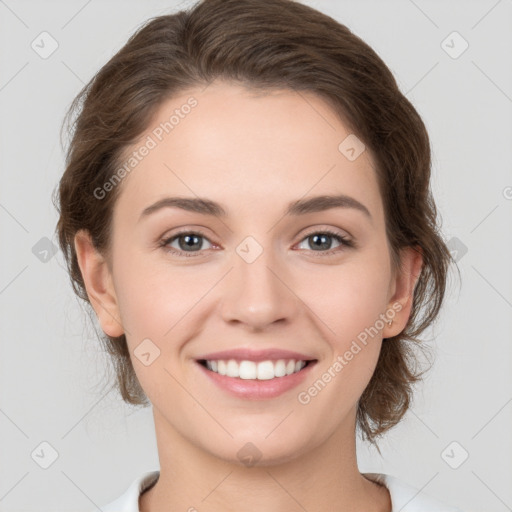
[159,228,355,258]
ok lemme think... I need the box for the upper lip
[196,348,317,362]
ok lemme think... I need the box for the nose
[220,245,298,331]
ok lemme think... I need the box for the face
[76,80,421,466]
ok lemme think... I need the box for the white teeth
[217,360,226,375]
[226,359,239,377]
[240,360,258,379]
[204,359,307,379]
[256,361,274,380]
[274,360,287,377]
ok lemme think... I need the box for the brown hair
[54,0,455,448]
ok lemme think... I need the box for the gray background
[0,0,511,510]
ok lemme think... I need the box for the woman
[55,0,462,510]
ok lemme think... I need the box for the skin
[75,80,422,512]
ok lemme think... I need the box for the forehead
[114,81,384,225]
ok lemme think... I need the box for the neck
[139,407,391,512]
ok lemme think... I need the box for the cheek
[110,250,201,397]
[112,246,218,359]
[296,252,391,396]
[304,254,391,342]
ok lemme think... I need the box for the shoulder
[363,472,464,512]
[92,470,160,512]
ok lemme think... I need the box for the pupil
[181,234,201,251]
[311,234,331,250]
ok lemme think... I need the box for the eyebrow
[139,194,372,222]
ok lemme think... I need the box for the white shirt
[95,470,463,511]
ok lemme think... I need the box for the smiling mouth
[197,358,317,380]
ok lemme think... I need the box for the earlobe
[384,245,423,338]
[74,230,124,338]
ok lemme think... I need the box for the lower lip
[196,360,317,400]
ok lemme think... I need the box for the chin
[200,433,311,468]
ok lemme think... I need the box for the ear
[383,245,423,338]
[74,230,124,338]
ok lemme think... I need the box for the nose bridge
[220,233,295,328]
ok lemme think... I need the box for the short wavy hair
[54,0,455,448]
